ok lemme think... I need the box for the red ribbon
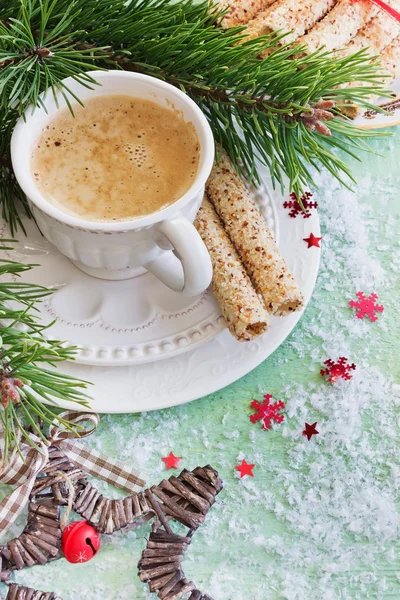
[351,0,400,23]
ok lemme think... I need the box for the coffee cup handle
[144,217,212,296]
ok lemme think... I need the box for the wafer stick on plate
[342,0,400,56]
[194,196,270,342]
[243,0,338,48]
[381,35,400,79]
[218,0,278,29]
[297,0,378,54]
[206,152,304,316]
[339,21,400,119]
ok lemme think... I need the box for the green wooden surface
[2,126,400,599]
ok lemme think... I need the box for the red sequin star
[349,292,384,322]
[161,452,182,470]
[303,233,322,248]
[235,459,255,478]
[320,357,356,383]
[302,422,319,440]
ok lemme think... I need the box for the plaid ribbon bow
[351,0,400,22]
[0,411,145,536]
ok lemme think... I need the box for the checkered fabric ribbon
[351,0,400,22]
[0,411,145,537]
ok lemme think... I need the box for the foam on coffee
[31,95,200,221]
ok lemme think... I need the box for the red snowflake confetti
[303,233,322,248]
[320,357,356,383]
[250,394,285,430]
[283,191,318,218]
[302,422,319,440]
[235,459,255,478]
[349,292,384,322]
[161,452,182,470]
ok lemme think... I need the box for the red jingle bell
[62,521,100,564]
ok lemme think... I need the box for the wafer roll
[339,29,400,119]
[381,35,400,79]
[297,0,378,54]
[243,0,338,46]
[206,153,304,316]
[194,197,269,341]
[343,0,400,56]
[218,0,278,28]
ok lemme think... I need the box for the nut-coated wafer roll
[343,0,400,56]
[206,153,304,316]
[381,35,400,79]
[244,0,338,46]
[194,196,270,342]
[218,0,278,29]
[339,32,400,119]
[297,0,378,54]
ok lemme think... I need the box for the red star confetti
[302,422,319,440]
[161,452,182,470]
[235,459,255,478]
[303,233,322,248]
[349,292,384,322]
[250,394,285,430]
[320,357,356,383]
[283,191,318,218]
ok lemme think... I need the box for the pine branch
[0,0,390,215]
[0,111,32,236]
[0,242,90,456]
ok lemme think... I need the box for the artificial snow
[1,137,400,599]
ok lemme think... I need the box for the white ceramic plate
[2,182,276,367]
[2,163,320,413]
[354,78,400,129]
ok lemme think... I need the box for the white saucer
[3,163,320,412]
[4,177,276,367]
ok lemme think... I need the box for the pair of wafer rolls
[218,0,278,29]
[243,0,338,49]
[297,0,378,54]
[194,196,270,341]
[205,152,304,316]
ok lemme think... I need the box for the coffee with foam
[31,95,200,222]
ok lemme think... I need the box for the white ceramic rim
[354,78,400,130]
[10,70,215,232]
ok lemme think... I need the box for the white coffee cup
[11,71,214,296]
